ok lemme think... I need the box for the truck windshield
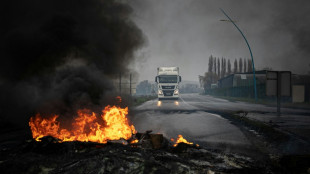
[158,75,177,83]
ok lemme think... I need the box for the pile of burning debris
[0,131,268,174]
[0,104,269,173]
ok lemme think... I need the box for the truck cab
[155,67,181,100]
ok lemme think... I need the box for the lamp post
[220,8,257,102]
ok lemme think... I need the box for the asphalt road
[132,93,254,154]
[136,93,310,114]
[132,93,310,155]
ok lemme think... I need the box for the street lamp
[220,8,257,102]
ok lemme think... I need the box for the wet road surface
[132,94,255,154]
[132,93,310,154]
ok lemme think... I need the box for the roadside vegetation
[222,111,310,174]
[132,95,157,106]
[229,111,289,143]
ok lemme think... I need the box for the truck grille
[163,90,174,96]
[162,85,175,90]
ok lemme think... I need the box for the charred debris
[0,131,271,174]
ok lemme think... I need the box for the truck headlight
[174,89,179,95]
[158,90,163,95]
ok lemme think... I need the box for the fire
[171,135,194,147]
[130,139,139,144]
[29,105,136,143]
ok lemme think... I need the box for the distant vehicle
[155,67,181,100]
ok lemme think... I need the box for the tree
[223,58,226,77]
[234,59,238,73]
[202,72,213,90]
[221,58,224,78]
[244,59,247,73]
[208,55,213,73]
[239,58,243,73]
[248,59,253,72]
[217,58,220,78]
[227,59,231,75]
[199,75,205,88]
[136,80,152,95]
[214,57,217,75]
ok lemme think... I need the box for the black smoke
[0,0,144,128]
[270,0,310,55]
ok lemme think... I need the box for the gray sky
[128,0,310,82]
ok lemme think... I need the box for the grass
[228,112,289,143]
[132,95,157,106]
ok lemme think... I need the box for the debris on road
[0,134,269,174]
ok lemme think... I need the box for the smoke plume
[0,0,144,128]
[129,0,310,81]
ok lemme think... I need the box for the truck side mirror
[179,76,182,82]
[155,76,158,83]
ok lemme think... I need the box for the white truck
[155,67,181,100]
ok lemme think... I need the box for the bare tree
[234,59,238,73]
[239,58,243,73]
[228,59,231,75]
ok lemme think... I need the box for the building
[218,70,267,88]
[215,70,310,103]
[214,71,267,98]
[292,74,310,103]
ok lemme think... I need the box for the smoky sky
[0,0,144,127]
[129,0,310,82]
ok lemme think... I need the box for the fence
[206,84,293,102]
[206,84,269,99]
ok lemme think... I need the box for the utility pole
[277,72,281,116]
[129,73,132,96]
[119,73,122,95]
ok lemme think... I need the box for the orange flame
[29,105,136,143]
[172,135,194,147]
[130,139,139,144]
